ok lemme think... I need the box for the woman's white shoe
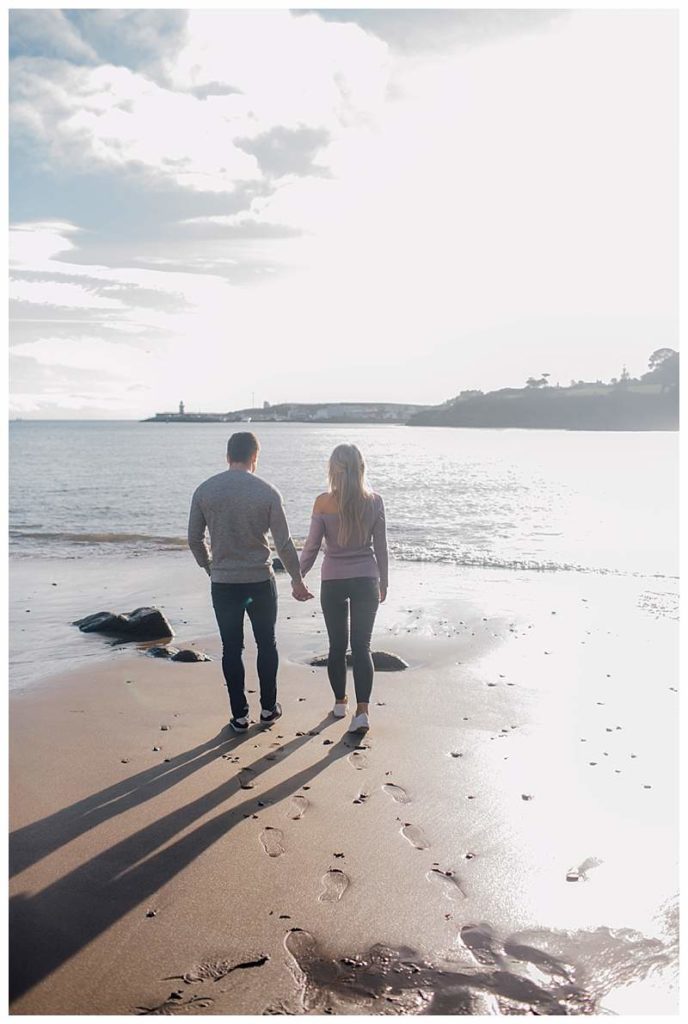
[333,701,348,719]
[348,712,369,733]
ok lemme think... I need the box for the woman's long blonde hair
[328,443,373,548]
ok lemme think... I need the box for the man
[188,432,313,732]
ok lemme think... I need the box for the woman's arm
[299,509,326,577]
[372,494,389,600]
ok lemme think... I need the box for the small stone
[323,739,333,745]
[521,794,534,801]
[153,746,161,752]
[146,909,157,917]
[566,870,580,882]
[121,758,130,764]
[161,725,169,731]
[171,649,211,663]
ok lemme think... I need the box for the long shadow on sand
[9,717,358,1003]
[10,728,239,877]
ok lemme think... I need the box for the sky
[8,6,679,418]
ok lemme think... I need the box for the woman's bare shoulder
[313,492,338,514]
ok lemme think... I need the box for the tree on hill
[648,348,677,372]
[642,348,679,391]
[526,373,550,388]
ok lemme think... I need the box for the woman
[298,443,388,733]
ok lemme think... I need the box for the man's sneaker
[230,716,249,733]
[260,702,282,725]
[348,712,369,734]
[333,700,348,719]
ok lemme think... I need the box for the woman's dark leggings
[320,577,380,704]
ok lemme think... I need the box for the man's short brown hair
[227,432,260,463]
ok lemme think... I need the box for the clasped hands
[292,579,314,602]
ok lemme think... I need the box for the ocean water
[9,420,679,579]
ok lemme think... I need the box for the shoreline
[9,560,679,1014]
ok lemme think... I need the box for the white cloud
[12,336,153,375]
[10,11,392,196]
[10,10,98,63]
[165,10,390,132]
[9,278,125,310]
[9,221,80,268]
[11,58,260,192]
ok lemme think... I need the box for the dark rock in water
[147,646,180,659]
[272,558,285,572]
[171,649,212,663]
[73,607,174,640]
[310,651,408,671]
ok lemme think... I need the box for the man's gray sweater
[188,468,303,584]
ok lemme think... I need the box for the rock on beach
[73,607,174,641]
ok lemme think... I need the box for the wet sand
[9,563,679,1014]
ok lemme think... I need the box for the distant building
[263,400,271,409]
[179,400,185,416]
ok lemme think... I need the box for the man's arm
[188,491,211,575]
[268,495,308,591]
[268,496,303,582]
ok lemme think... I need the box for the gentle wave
[8,528,675,580]
[10,530,189,548]
[391,545,677,580]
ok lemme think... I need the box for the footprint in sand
[401,823,430,850]
[238,767,256,789]
[348,751,368,770]
[382,783,411,804]
[260,827,285,858]
[426,868,465,901]
[288,795,309,820]
[318,868,349,902]
[284,927,318,967]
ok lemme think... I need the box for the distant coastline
[143,350,679,431]
[142,401,426,425]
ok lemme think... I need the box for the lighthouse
[179,400,185,416]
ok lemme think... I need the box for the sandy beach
[9,559,679,1015]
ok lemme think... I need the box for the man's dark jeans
[211,578,278,720]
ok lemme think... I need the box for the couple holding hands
[188,432,388,736]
